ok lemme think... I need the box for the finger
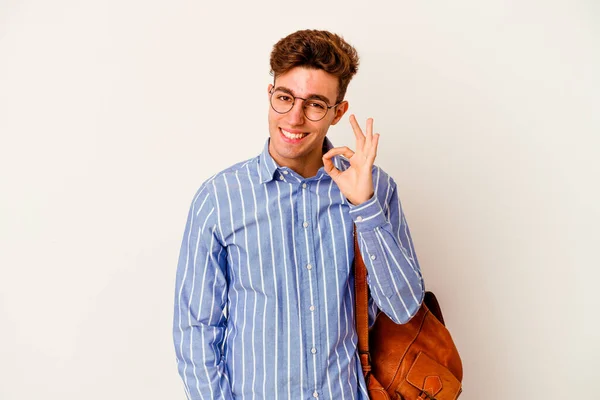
[349,114,365,149]
[368,133,380,162]
[322,154,341,180]
[365,118,374,147]
[323,146,355,160]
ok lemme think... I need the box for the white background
[1,1,598,399]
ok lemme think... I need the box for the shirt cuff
[348,195,386,231]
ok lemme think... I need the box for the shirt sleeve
[348,174,425,325]
[173,187,233,399]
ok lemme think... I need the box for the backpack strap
[424,291,445,326]
[354,225,372,377]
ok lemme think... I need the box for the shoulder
[371,165,400,208]
[372,164,396,188]
[192,156,259,201]
[211,157,258,184]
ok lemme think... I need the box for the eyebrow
[274,86,333,105]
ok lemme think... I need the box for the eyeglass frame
[269,87,344,122]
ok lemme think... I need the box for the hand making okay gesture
[322,114,380,206]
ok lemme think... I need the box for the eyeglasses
[269,88,342,122]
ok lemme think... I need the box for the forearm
[173,262,233,399]
[173,323,232,399]
[350,194,424,324]
[173,187,233,399]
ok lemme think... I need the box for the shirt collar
[258,137,342,183]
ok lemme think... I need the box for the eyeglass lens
[270,90,328,121]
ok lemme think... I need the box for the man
[173,29,424,399]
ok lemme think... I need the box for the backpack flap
[402,352,462,400]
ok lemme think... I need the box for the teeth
[281,129,307,140]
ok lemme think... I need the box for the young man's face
[267,66,348,176]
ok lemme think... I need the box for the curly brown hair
[269,30,359,103]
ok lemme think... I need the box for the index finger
[349,114,365,148]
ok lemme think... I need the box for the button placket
[297,177,323,395]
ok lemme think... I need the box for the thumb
[323,154,342,181]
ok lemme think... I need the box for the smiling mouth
[281,128,308,140]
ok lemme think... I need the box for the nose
[286,99,305,126]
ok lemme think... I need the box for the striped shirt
[173,138,425,400]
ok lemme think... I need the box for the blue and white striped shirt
[173,138,424,400]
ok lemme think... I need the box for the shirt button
[303,221,309,228]
[283,171,289,175]
[370,254,376,260]
[279,175,284,180]
[311,347,317,354]
[302,183,307,189]
[313,391,319,398]
[356,216,363,222]
[306,263,313,270]
[309,305,315,311]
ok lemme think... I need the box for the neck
[268,142,326,179]
[289,158,323,179]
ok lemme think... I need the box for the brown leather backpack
[354,233,463,400]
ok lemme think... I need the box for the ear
[267,83,273,98]
[330,101,349,125]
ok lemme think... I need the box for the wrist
[347,192,374,206]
